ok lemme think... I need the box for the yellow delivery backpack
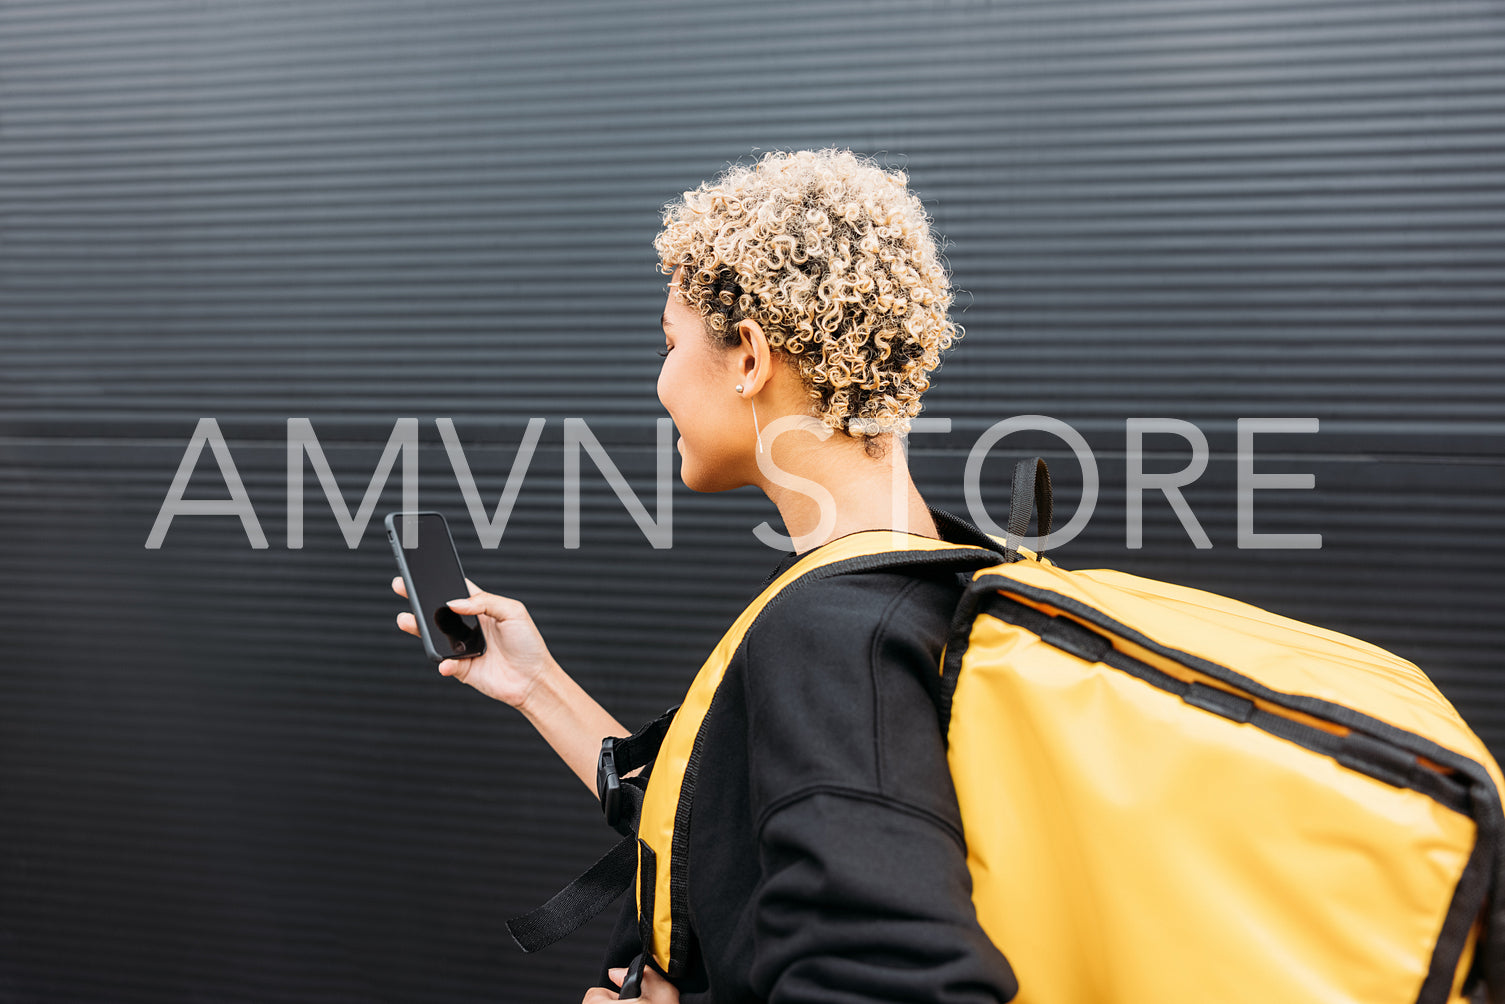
[510,458,1505,1004]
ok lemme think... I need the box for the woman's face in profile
[657,266,750,492]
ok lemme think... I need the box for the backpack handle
[1006,457,1054,561]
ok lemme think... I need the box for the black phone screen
[388,511,486,660]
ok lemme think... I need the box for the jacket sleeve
[742,575,1019,1004]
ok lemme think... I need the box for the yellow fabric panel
[951,613,1478,1004]
[990,561,1504,794]
[635,530,990,969]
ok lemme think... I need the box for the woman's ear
[736,319,773,395]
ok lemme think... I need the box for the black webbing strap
[506,831,639,953]
[1005,457,1053,562]
[614,705,678,777]
[507,707,679,955]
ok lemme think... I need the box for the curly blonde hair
[655,148,961,443]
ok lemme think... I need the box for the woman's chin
[679,468,722,493]
[678,455,742,494]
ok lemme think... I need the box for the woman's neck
[757,432,938,553]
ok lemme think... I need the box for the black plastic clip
[618,952,646,999]
[597,736,622,828]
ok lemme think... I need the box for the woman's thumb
[448,591,522,622]
[445,594,488,618]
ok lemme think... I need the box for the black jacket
[597,508,1019,1003]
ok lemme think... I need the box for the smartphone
[386,511,486,663]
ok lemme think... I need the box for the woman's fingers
[637,966,677,1001]
[575,968,628,1004]
[596,965,675,1002]
[391,575,408,599]
[395,611,418,636]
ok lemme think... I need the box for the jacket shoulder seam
[869,576,929,794]
[754,783,966,850]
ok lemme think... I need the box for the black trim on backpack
[931,506,1011,558]
[637,839,657,964]
[937,583,993,733]
[939,573,1505,1004]
[664,684,717,976]
[1422,818,1495,1004]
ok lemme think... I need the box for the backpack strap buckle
[597,736,623,828]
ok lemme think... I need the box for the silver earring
[734,384,744,394]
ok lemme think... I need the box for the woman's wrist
[514,655,567,720]
[514,657,629,792]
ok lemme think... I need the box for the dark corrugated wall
[2,0,1502,999]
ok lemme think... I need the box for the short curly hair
[654,148,961,442]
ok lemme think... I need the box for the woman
[393,149,1017,1002]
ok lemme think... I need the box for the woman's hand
[392,576,557,710]
[581,966,679,1003]
[393,574,629,791]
